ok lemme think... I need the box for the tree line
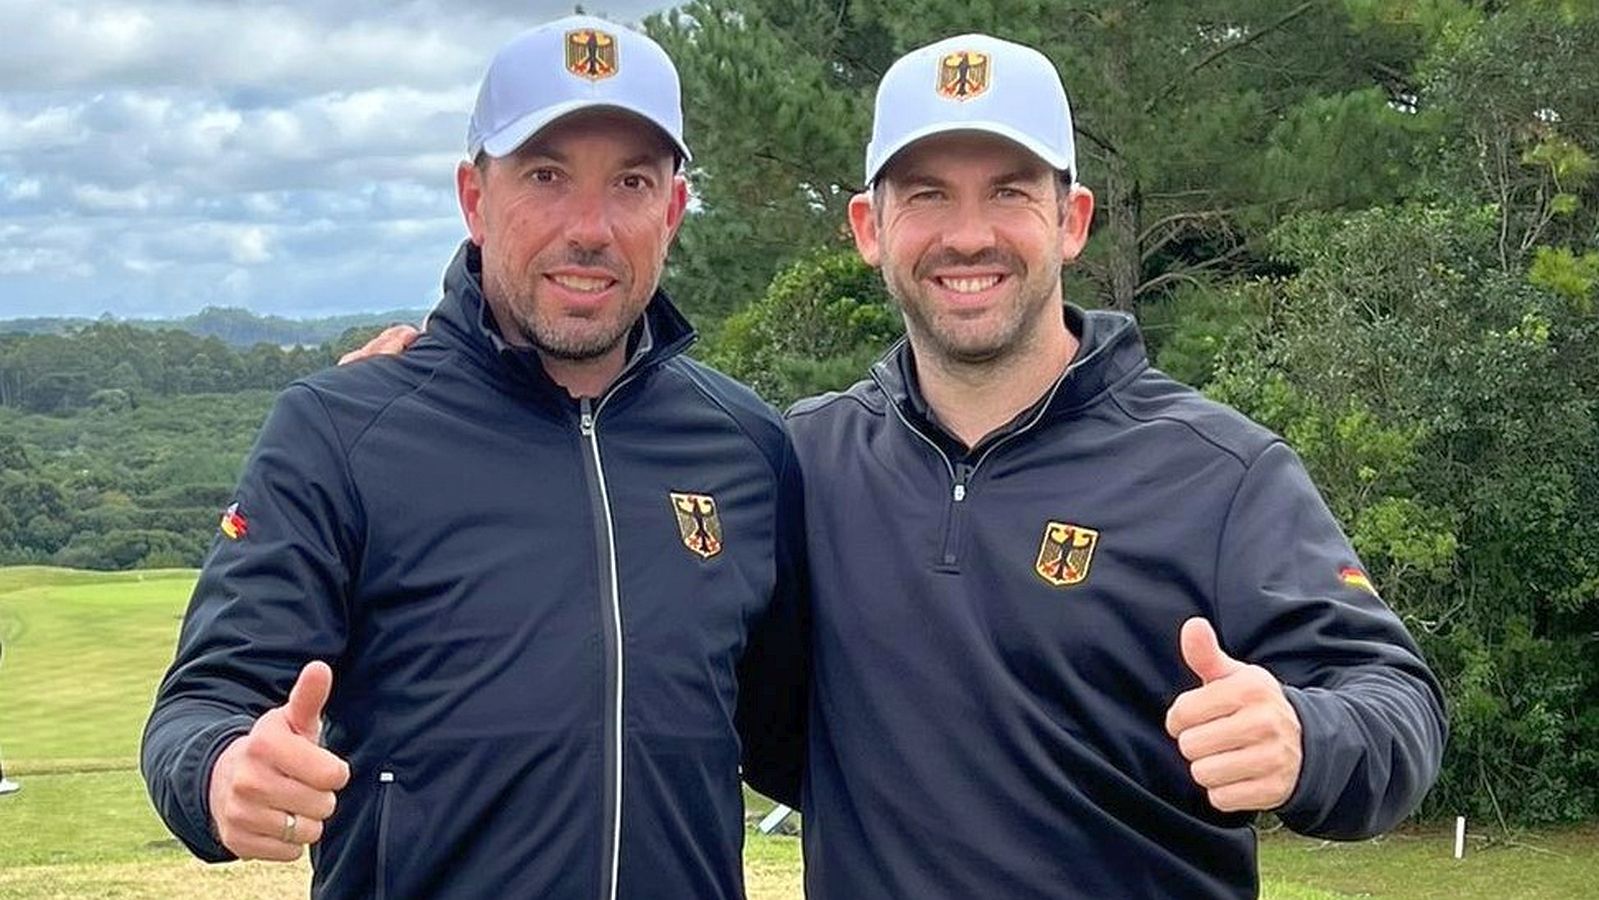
[0,306,427,349]
[0,326,388,571]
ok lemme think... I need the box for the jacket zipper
[375,770,394,900]
[577,367,645,900]
[872,367,1075,570]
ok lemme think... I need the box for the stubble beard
[883,247,1063,369]
[482,255,645,362]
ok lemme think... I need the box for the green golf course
[1,567,1593,898]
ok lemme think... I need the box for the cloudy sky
[0,0,671,320]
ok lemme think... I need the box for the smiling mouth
[935,274,1004,294]
[547,274,616,293]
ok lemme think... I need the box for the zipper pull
[378,770,394,784]
[579,399,595,436]
[953,463,973,502]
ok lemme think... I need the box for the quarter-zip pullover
[788,306,1445,899]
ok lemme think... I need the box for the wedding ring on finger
[281,811,298,844]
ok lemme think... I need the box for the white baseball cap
[466,15,691,164]
[864,33,1075,185]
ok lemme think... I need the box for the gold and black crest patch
[937,50,990,101]
[566,28,619,81]
[1035,521,1098,588]
[670,492,723,559]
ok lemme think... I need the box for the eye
[995,186,1029,201]
[528,167,561,184]
[906,188,945,204]
[620,173,653,191]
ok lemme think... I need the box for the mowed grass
[0,566,192,768]
[3,566,1598,898]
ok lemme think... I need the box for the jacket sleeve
[140,385,360,861]
[1213,441,1446,840]
[734,431,810,809]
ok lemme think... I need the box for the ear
[457,160,487,245]
[664,173,689,242]
[848,192,882,268]
[1058,183,1095,262]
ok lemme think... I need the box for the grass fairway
[3,566,1597,898]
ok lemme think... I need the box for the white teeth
[939,275,1001,294]
[551,274,611,292]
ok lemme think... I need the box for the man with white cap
[142,16,807,899]
[786,33,1447,897]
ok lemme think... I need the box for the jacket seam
[1208,439,1288,626]
[673,363,785,481]
[785,388,881,421]
[1107,388,1260,469]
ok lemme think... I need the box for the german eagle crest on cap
[937,50,990,101]
[566,28,618,81]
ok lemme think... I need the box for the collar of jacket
[424,240,698,402]
[869,305,1149,446]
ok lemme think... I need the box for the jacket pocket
[375,770,396,900]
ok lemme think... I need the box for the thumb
[283,660,333,739]
[1180,618,1244,684]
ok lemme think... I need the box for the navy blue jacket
[142,242,808,900]
[788,307,1445,899]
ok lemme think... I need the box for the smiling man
[141,17,806,900]
[785,33,1447,898]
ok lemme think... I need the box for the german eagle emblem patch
[937,50,990,101]
[566,28,619,81]
[1035,521,1098,587]
[670,492,723,559]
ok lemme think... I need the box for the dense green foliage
[1,392,282,570]
[0,321,367,569]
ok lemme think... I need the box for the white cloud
[0,0,679,319]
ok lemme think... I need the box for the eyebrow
[992,168,1047,186]
[891,168,1050,192]
[620,153,664,170]
[510,148,665,171]
[892,173,948,191]
[514,145,567,165]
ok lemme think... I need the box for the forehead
[878,131,1053,185]
[507,108,676,165]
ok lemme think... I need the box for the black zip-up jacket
[787,307,1446,899]
[142,241,808,900]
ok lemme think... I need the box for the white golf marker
[1454,815,1465,859]
[758,804,794,834]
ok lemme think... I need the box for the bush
[1209,204,1599,824]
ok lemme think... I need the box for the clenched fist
[208,661,351,861]
[1164,618,1302,813]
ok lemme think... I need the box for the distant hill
[0,305,429,347]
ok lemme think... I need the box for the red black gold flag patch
[670,492,723,559]
[1035,521,1098,588]
[1339,566,1378,597]
[219,503,248,541]
[566,28,619,81]
[937,50,990,101]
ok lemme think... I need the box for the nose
[565,192,614,251]
[940,200,997,256]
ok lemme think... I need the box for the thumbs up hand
[207,661,352,861]
[1163,618,1302,813]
